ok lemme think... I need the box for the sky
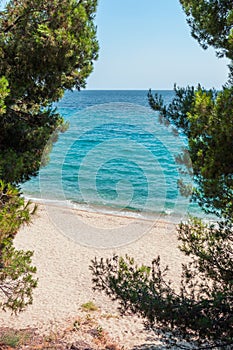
[0,0,230,90]
[86,0,230,90]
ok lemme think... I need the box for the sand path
[0,205,186,349]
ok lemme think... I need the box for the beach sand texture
[0,204,187,349]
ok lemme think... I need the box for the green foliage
[0,107,68,183]
[146,11,233,341]
[0,0,98,314]
[178,218,233,292]
[91,249,233,348]
[0,181,34,239]
[180,0,233,60]
[0,0,98,184]
[91,255,173,328]
[0,329,21,347]
[81,301,98,312]
[0,328,31,348]
[148,84,196,134]
[0,240,37,313]
[0,76,9,115]
[0,0,98,108]
[0,181,37,313]
[148,85,233,219]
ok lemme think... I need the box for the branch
[3,8,50,34]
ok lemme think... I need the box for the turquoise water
[22,90,203,221]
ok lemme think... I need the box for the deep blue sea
[22,90,205,221]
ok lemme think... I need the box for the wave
[23,194,187,223]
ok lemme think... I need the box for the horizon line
[82,88,174,91]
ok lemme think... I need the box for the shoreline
[0,203,188,348]
[23,194,193,225]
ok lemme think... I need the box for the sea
[22,90,207,223]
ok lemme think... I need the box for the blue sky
[1,0,229,90]
[86,0,230,90]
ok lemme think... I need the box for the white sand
[0,204,187,349]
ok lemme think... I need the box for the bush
[0,181,37,313]
[90,218,233,349]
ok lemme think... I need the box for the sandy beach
[0,204,187,349]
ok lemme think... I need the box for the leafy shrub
[0,181,37,312]
[90,218,233,349]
